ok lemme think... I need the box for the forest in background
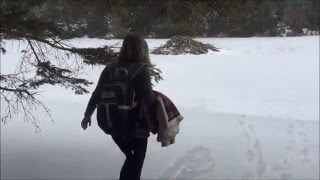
[1,0,319,39]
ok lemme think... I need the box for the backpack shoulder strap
[105,62,118,79]
[127,63,145,80]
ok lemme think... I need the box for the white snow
[1,36,319,179]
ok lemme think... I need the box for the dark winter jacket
[84,61,155,138]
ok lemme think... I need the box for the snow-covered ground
[1,36,319,179]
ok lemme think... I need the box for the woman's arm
[134,66,155,106]
[84,67,109,118]
[133,66,157,132]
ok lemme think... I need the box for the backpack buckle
[118,102,138,110]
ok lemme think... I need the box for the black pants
[112,136,148,180]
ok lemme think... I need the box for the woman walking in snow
[81,33,155,180]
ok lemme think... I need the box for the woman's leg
[112,136,132,157]
[127,137,148,180]
[112,136,148,180]
[112,136,132,180]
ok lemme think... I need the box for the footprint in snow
[159,146,215,179]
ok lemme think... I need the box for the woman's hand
[81,116,91,130]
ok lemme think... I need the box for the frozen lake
[1,36,319,179]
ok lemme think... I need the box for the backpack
[96,63,144,136]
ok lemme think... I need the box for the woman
[81,33,155,180]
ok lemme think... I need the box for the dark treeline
[2,0,320,39]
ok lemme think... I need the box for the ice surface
[1,36,319,179]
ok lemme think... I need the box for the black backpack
[96,63,144,136]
